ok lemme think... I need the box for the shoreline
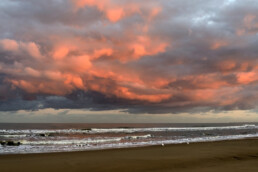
[1,138,258,171]
[1,136,258,156]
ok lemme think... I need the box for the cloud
[0,39,42,59]
[71,0,161,22]
[0,0,257,114]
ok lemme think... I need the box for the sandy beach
[1,139,258,172]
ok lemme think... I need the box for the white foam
[1,133,258,155]
[124,134,152,140]
[89,124,257,133]
[18,134,152,145]
[0,124,256,135]
[0,134,27,138]
[21,137,122,145]
[89,133,258,150]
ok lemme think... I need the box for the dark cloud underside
[0,0,257,113]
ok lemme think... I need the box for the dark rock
[0,141,6,145]
[81,128,92,131]
[7,141,21,146]
[38,133,53,137]
[0,141,21,146]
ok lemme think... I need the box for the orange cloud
[216,59,236,72]
[106,7,124,22]
[113,87,171,103]
[24,67,41,78]
[53,46,70,60]
[71,0,161,22]
[0,39,42,59]
[1,0,258,115]
[127,36,168,60]
[210,40,228,50]
[64,74,85,90]
[188,89,215,101]
[92,48,113,59]
[237,71,258,84]
[0,39,19,51]
[20,42,42,59]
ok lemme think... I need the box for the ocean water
[1,123,258,154]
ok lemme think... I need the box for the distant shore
[1,138,258,172]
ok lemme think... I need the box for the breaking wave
[0,124,256,135]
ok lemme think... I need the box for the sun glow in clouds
[0,0,257,117]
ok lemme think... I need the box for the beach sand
[1,139,258,172]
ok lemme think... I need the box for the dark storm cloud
[0,0,257,113]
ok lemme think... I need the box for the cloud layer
[0,0,257,113]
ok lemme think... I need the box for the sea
[1,123,258,154]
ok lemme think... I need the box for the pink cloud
[0,39,19,51]
[0,0,257,112]
[0,39,42,59]
[71,0,161,22]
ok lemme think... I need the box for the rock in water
[0,141,21,146]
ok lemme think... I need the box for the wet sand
[1,139,258,172]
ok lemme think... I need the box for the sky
[0,0,257,123]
